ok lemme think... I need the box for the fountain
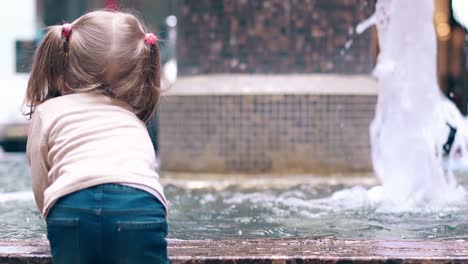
[358,0,467,208]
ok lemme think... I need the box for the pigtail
[138,33,162,123]
[24,25,70,118]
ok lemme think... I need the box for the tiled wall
[177,0,376,75]
[159,94,376,173]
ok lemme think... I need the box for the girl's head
[25,10,161,122]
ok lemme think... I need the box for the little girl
[25,10,168,264]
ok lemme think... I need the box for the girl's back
[30,92,165,216]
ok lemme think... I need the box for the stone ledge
[1,238,467,263]
[167,74,378,96]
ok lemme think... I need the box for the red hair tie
[145,33,158,45]
[62,23,72,40]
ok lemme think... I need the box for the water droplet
[344,40,353,50]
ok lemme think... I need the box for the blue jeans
[46,184,168,264]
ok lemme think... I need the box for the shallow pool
[1,153,467,241]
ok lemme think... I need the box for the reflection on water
[0,153,467,240]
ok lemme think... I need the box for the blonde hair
[25,10,161,122]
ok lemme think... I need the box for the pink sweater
[26,92,167,217]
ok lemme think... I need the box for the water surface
[1,153,467,241]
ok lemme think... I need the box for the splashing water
[357,0,467,208]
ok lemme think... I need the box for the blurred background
[0,0,177,152]
[0,0,467,173]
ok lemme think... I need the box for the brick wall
[177,0,376,75]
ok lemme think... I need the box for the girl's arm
[26,111,49,215]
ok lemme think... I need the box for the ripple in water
[166,181,468,241]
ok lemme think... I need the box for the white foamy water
[356,0,467,209]
[0,191,34,203]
